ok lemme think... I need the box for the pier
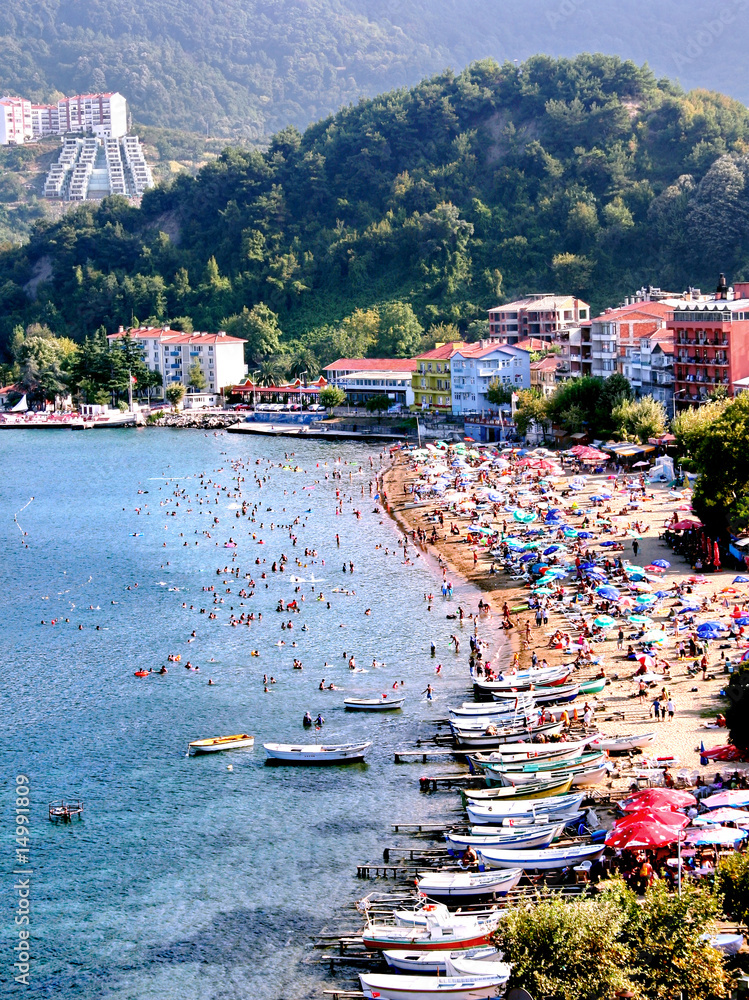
[49,799,84,822]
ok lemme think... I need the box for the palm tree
[288,349,320,381]
[258,356,288,386]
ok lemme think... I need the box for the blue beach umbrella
[543,545,563,555]
[578,531,595,539]
[597,586,620,600]
[735,617,749,626]
[687,826,748,846]
[520,553,535,562]
[733,576,749,584]
[652,559,671,569]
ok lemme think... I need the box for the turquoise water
[1,429,481,1000]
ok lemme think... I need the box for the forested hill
[4,0,749,138]
[2,56,749,367]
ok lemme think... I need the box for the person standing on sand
[632,538,639,558]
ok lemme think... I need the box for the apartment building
[450,343,531,415]
[323,358,416,384]
[108,327,247,395]
[589,303,672,379]
[333,368,414,406]
[530,355,560,398]
[488,294,590,344]
[0,97,32,145]
[411,343,470,412]
[44,135,153,201]
[672,276,749,407]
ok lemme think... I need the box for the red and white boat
[361,909,501,952]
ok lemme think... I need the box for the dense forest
[2,55,749,371]
[3,1,749,138]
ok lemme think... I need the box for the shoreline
[379,447,749,788]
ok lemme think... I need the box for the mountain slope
[2,1,749,139]
[2,55,749,365]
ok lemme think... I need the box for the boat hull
[478,843,605,871]
[360,972,508,1000]
[263,741,371,764]
[188,735,254,754]
[362,921,498,952]
[446,827,560,853]
[344,698,404,711]
[417,868,522,899]
[382,947,502,973]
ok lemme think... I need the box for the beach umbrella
[578,531,595,538]
[733,576,749,584]
[629,615,652,625]
[622,789,697,811]
[686,826,748,846]
[696,807,749,825]
[636,594,657,605]
[644,564,666,574]
[634,582,653,592]
[505,538,524,549]
[605,820,680,850]
[563,528,579,538]
[594,615,616,628]
[614,808,689,830]
[513,510,537,523]
[637,654,656,668]
[543,545,563,555]
[519,552,535,562]
[735,617,749,626]
[579,561,596,569]
[600,540,618,547]
[652,559,671,569]
[533,586,554,595]
[597,586,620,600]
[641,629,668,643]
[702,790,749,809]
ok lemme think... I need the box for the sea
[0,428,488,1000]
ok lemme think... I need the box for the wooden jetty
[394,748,466,763]
[49,799,83,822]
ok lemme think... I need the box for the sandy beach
[382,448,749,793]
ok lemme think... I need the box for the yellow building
[410,342,471,413]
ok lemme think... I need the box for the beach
[382,447,749,790]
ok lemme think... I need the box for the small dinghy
[360,968,510,1000]
[344,697,404,711]
[362,910,501,952]
[263,741,371,764]
[591,732,656,752]
[477,842,605,871]
[417,868,522,900]
[383,946,503,973]
[188,734,254,754]
[445,824,562,853]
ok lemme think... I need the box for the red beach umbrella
[621,788,697,811]
[613,808,689,830]
[605,820,680,850]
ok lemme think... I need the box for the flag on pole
[130,375,137,385]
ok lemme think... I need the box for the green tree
[494,891,632,1000]
[319,385,346,412]
[692,393,749,536]
[376,302,424,358]
[514,389,550,438]
[612,395,667,443]
[672,397,728,457]
[187,360,206,391]
[365,394,392,413]
[551,251,595,293]
[165,382,186,409]
[224,305,282,366]
[715,849,749,924]
[486,381,512,405]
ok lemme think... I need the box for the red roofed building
[411,342,473,411]
[530,355,560,397]
[108,326,247,395]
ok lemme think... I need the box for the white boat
[469,737,593,765]
[263,741,371,764]
[474,667,571,693]
[590,732,656,752]
[188,734,254,754]
[383,946,503,973]
[708,932,744,955]
[446,825,562,853]
[417,868,523,899]
[478,842,605,871]
[451,697,535,718]
[467,793,585,825]
[360,971,510,1000]
[453,720,564,747]
[528,683,581,705]
[362,912,501,951]
[344,697,405,711]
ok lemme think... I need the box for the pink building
[488,294,590,344]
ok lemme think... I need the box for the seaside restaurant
[230,376,327,406]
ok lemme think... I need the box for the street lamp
[672,388,688,422]
[299,370,308,409]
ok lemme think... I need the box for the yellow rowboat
[188,734,255,754]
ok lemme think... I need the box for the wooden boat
[188,734,254,754]
[360,971,510,1000]
[485,763,606,790]
[452,719,564,748]
[529,683,581,705]
[383,947,503,974]
[466,793,585,825]
[361,912,501,951]
[417,868,523,900]
[446,825,562,853]
[463,775,574,801]
[578,676,607,695]
[478,842,605,871]
[483,750,607,780]
[469,737,593,765]
[344,697,405,711]
[474,667,571,694]
[263,741,371,764]
[450,697,535,718]
[590,732,655,752]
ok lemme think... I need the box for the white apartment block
[44,135,153,201]
[108,327,247,395]
[2,92,128,144]
[0,97,32,145]
[451,343,531,415]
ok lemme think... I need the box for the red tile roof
[530,356,559,371]
[108,327,244,345]
[414,342,472,361]
[515,337,549,352]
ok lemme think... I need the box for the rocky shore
[145,411,247,429]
